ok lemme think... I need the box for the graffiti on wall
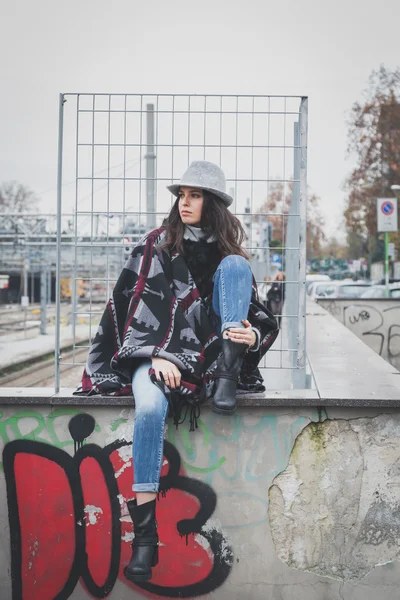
[167,412,308,484]
[319,300,400,368]
[2,412,233,600]
[0,407,314,599]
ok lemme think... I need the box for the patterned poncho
[75,228,279,429]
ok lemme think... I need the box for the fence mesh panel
[56,94,308,390]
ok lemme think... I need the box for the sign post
[377,198,398,297]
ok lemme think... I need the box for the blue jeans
[131,255,252,492]
[212,255,252,333]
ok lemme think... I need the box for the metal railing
[55,93,308,391]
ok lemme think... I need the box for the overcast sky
[1,0,399,238]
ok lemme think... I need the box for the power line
[37,156,143,196]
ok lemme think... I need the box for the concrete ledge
[317,296,400,371]
[0,387,320,406]
[307,300,400,404]
[2,302,400,408]
[1,385,400,407]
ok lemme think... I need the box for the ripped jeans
[131,254,252,492]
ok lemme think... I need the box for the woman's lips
[181,211,191,215]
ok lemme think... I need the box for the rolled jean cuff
[221,320,245,333]
[132,483,160,493]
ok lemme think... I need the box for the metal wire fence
[55,93,308,391]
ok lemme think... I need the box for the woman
[76,160,278,582]
[258,275,272,308]
[267,271,286,327]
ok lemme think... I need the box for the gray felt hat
[167,161,233,207]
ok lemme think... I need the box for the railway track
[0,347,88,388]
[0,305,57,336]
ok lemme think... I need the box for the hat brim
[167,183,233,207]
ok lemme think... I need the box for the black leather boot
[211,339,247,415]
[124,499,159,582]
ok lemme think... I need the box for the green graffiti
[167,410,321,486]
[0,410,48,446]
[0,407,101,470]
[167,417,228,476]
[47,408,101,448]
[111,418,128,432]
[182,456,227,473]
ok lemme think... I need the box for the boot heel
[152,545,159,567]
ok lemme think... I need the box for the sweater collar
[183,225,216,243]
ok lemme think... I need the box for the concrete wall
[2,403,400,599]
[318,298,400,371]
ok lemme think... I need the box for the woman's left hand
[226,319,256,347]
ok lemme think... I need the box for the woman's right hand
[152,357,181,389]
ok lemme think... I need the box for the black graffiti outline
[136,440,233,598]
[3,439,122,600]
[387,324,400,358]
[343,304,385,356]
[322,300,400,365]
[4,441,81,600]
[348,309,370,325]
[3,418,233,599]
[383,305,400,359]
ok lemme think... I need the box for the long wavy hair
[161,191,249,259]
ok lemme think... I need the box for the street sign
[271,253,281,264]
[377,198,398,232]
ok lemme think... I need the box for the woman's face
[178,187,204,226]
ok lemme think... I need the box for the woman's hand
[225,319,257,347]
[152,357,181,389]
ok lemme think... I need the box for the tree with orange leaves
[344,65,400,262]
[256,181,325,259]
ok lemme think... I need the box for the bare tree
[0,181,39,214]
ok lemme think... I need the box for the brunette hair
[161,191,249,259]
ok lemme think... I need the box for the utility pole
[31,270,34,303]
[145,104,156,231]
[23,259,28,300]
[40,259,47,335]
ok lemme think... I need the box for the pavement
[0,324,92,371]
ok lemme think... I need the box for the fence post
[296,97,308,387]
[285,98,308,389]
[55,93,66,392]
